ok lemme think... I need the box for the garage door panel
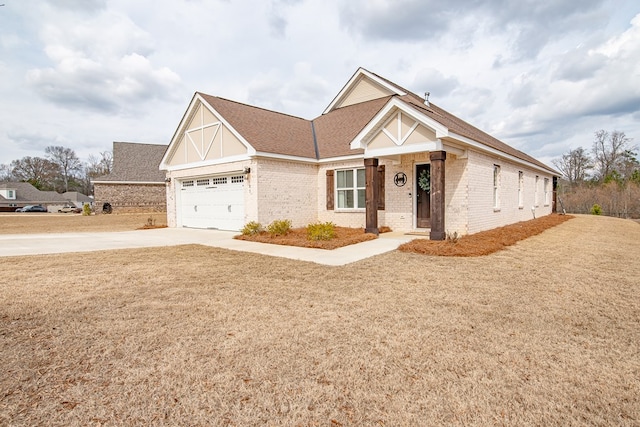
[179,176,245,230]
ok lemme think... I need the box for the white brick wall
[255,158,317,227]
[165,150,553,235]
[466,151,553,234]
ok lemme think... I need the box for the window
[182,180,194,188]
[336,168,365,209]
[518,171,524,208]
[197,178,210,186]
[544,178,550,206]
[7,190,15,199]
[212,177,227,185]
[231,175,244,183]
[534,176,539,207]
[493,165,501,209]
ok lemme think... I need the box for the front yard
[0,215,639,425]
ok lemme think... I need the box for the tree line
[553,130,640,218]
[0,146,113,195]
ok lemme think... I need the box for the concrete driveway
[0,228,416,266]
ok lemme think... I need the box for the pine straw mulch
[234,226,379,250]
[234,215,574,255]
[399,214,574,256]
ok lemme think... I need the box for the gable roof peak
[323,68,407,114]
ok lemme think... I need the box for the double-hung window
[336,168,365,209]
[518,171,524,208]
[493,165,501,210]
[544,178,550,206]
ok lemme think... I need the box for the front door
[416,164,431,228]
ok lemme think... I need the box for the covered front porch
[363,150,448,240]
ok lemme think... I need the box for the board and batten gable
[164,100,250,168]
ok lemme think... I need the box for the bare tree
[0,163,15,181]
[552,147,593,185]
[86,151,113,178]
[10,156,58,190]
[591,130,634,181]
[45,146,82,192]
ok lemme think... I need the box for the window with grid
[493,165,501,209]
[212,177,227,185]
[182,180,194,188]
[518,171,524,208]
[231,175,244,183]
[197,178,210,186]
[544,178,550,206]
[336,168,365,209]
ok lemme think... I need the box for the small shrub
[267,219,292,236]
[307,222,337,241]
[146,217,156,226]
[590,204,602,215]
[82,203,91,216]
[241,221,263,236]
[446,231,460,243]
[378,226,392,233]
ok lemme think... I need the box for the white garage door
[179,175,245,231]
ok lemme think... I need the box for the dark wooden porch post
[552,176,558,213]
[430,151,446,240]
[364,158,379,235]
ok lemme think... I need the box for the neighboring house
[63,192,93,209]
[0,181,72,212]
[160,68,557,239]
[93,141,168,214]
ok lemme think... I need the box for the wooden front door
[416,164,431,228]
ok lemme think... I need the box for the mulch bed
[234,214,574,255]
[399,214,574,256]
[234,226,377,250]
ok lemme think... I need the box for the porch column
[430,151,446,240]
[364,158,379,235]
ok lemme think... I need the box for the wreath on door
[419,168,430,193]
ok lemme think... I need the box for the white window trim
[493,164,501,211]
[534,175,539,207]
[335,168,365,211]
[544,178,550,206]
[518,171,524,209]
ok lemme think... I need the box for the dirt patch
[0,215,638,425]
[400,214,574,256]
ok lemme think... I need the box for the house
[0,181,71,212]
[62,191,93,209]
[160,68,557,240]
[93,142,168,214]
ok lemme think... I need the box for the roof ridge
[198,93,309,122]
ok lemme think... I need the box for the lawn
[0,215,639,425]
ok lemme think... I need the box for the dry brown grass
[0,212,168,234]
[400,214,574,256]
[0,215,639,425]
[235,226,377,250]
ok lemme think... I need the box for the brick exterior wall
[255,158,317,228]
[164,151,553,235]
[94,183,166,214]
[466,150,553,234]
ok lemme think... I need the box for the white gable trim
[350,97,450,150]
[160,93,257,170]
[162,154,252,172]
[323,68,407,114]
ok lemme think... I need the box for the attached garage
[178,175,245,230]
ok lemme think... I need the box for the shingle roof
[193,69,555,173]
[0,181,69,203]
[199,94,316,159]
[312,96,391,158]
[96,142,167,182]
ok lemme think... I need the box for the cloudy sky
[1,0,639,168]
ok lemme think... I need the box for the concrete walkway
[0,228,419,266]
